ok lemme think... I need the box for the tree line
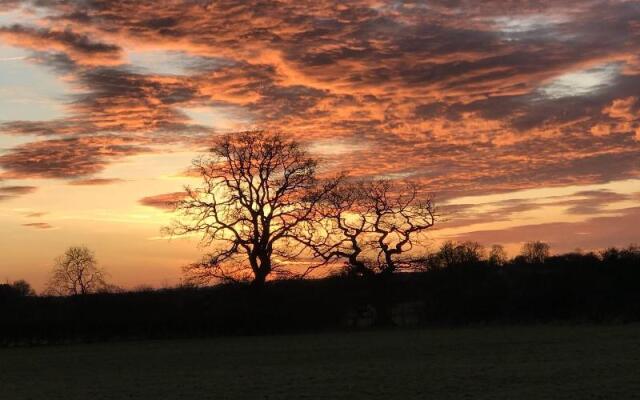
[1,239,630,298]
[2,243,639,346]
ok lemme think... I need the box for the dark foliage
[1,246,639,346]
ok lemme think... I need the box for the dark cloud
[561,190,631,215]
[67,178,125,186]
[22,222,53,229]
[0,24,121,64]
[0,136,149,179]
[138,192,188,210]
[0,185,37,201]
[1,120,85,136]
[0,185,36,195]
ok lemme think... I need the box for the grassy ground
[2,324,640,399]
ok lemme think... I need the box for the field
[2,324,640,399]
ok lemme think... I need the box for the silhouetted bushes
[1,246,639,346]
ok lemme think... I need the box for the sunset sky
[1,0,639,290]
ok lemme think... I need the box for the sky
[0,0,639,290]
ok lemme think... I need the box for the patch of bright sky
[99,149,198,181]
[0,207,197,290]
[127,50,197,75]
[180,105,253,131]
[126,50,232,76]
[0,6,47,26]
[0,44,68,122]
[310,138,369,155]
[0,134,36,151]
[0,149,196,225]
[540,63,620,99]
[377,171,415,180]
[492,14,567,34]
[0,151,202,290]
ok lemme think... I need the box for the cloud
[67,178,125,186]
[23,211,47,218]
[1,120,86,136]
[0,24,122,65]
[138,191,187,210]
[451,207,640,252]
[0,185,37,201]
[0,0,637,201]
[0,185,36,195]
[22,222,53,229]
[0,136,150,179]
[560,190,631,215]
[442,188,637,226]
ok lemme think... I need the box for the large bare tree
[302,179,437,276]
[45,246,111,296]
[169,130,337,286]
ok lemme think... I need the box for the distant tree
[9,280,36,296]
[303,179,436,276]
[488,244,508,266]
[600,247,620,262]
[169,130,338,287]
[45,246,111,296]
[601,244,640,264]
[0,280,35,299]
[432,240,486,268]
[520,241,550,264]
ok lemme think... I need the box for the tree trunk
[251,268,268,289]
[371,272,395,327]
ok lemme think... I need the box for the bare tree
[520,241,550,264]
[168,130,337,287]
[489,244,508,266]
[45,246,110,296]
[302,179,436,276]
[298,179,435,326]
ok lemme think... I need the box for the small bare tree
[489,244,508,266]
[45,246,110,296]
[520,241,550,264]
[168,130,337,286]
[302,179,436,276]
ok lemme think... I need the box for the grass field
[2,324,640,399]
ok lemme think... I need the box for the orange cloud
[0,0,638,199]
[0,25,122,65]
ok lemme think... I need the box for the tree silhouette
[520,241,550,264]
[9,280,36,297]
[0,280,35,299]
[303,179,436,276]
[431,240,486,268]
[169,130,337,287]
[488,244,508,266]
[45,246,111,296]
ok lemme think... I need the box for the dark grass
[2,324,640,399]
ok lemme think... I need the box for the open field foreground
[2,324,640,399]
